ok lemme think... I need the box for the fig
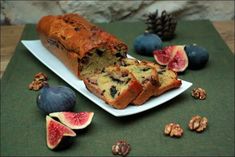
[37,85,76,114]
[46,116,76,150]
[167,46,188,72]
[49,112,94,129]
[154,45,188,72]
[153,46,177,65]
[184,44,209,70]
[134,31,162,56]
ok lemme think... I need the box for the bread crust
[132,70,159,105]
[39,34,81,77]
[155,77,182,96]
[132,78,158,105]
[109,79,143,109]
[37,14,127,79]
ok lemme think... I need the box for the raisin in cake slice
[83,66,143,109]
[118,58,159,105]
[142,61,182,96]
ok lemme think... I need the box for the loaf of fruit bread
[142,61,182,96]
[83,66,143,109]
[118,58,159,105]
[37,14,128,79]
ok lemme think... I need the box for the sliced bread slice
[118,58,159,105]
[142,61,182,96]
[83,66,143,109]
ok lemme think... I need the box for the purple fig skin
[37,86,76,114]
[134,32,163,56]
[185,44,209,70]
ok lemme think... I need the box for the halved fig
[167,46,188,72]
[49,112,94,129]
[153,46,177,65]
[46,116,76,150]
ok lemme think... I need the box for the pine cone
[145,10,177,41]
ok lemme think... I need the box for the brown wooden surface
[0,21,234,78]
[1,25,25,78]
[213,21,234,54]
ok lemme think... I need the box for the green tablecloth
[1,21,234,156]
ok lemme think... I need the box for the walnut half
[28,72,48,91]
[34,72,48,82]
[164,123,184,137]
[112,140,131,157]
[28,80,47,91]
[191,87,207,100]
[188,115,208,132]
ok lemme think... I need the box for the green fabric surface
[1,21,234,156]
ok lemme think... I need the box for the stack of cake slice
[83,58,182,109]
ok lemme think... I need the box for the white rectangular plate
[22,40,192,117]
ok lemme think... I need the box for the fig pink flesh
[63,112,92,125]
[46,116,76,149]
[49,112,94,129]
[154,46,176,65]
[167,48,188,72]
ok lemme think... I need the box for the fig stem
[144,30,150,34]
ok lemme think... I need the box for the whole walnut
[112,140,131,156]
[164,123,183,137]
[191,87,207,100]
[189,115,208,132]
[28,72,48,91]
